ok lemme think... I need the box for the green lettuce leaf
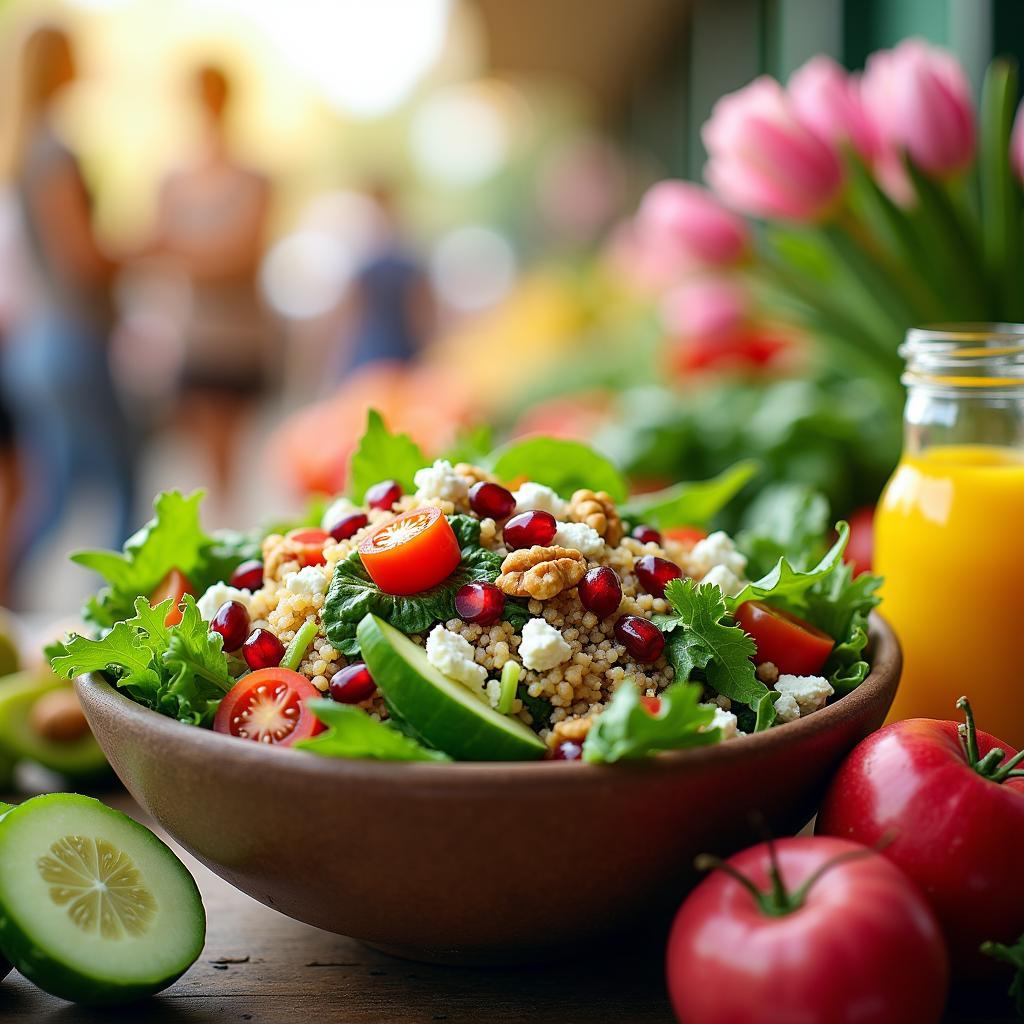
[51,595,233,726]
[663,579,765,706]
[347,410,425,503]
[824,615,871,696]
[487,436,628,502]
[297,700,450,762]
[727,522,850,612]
[801,560,882,641]
[736,481,830,578]
[619,459,760,529]
[516,684,552,729]
[73,490,210,629]
[322,515,511,656]
[582,680,719,763]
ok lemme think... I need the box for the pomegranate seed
[641,695,662,715]
[632,524,662,545]
[329,663,377,704]
[243,628,285,670]
[503,509,557,549]
[230,559,264,591]
[635,555,682,598]
[469,481,516,520]
[329,511,368,542]
[614,615,665,663]
[578,566,622,619]
[211,600,250,652]
[551,739,584,761]
[455,582,505,625]
[366,480,403,510]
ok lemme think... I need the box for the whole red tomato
[844,505,875,576]
[666,836,947,1024]
[817,698,1024,976]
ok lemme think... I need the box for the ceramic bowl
[75,614,900,964]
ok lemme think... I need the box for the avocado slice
[0,672,109,780]
[356,614,546,761]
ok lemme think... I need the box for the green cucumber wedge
[356,614,545,761]
[0,793,205,1003]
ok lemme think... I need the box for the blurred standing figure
[335,183,434,378]
[145,65,271,518]
[1,25,135,598]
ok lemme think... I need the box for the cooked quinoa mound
[241,464,774,750]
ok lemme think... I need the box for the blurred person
[332,182,435,380]
[1,24,135,600]
[141,65,272,519]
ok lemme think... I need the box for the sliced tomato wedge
[358,506,461,596]
[213,668,324,746]
[735,600,835,676]
[151,568,194,627]
[663,525,708,547]
[641,695,662,715]
[287,527,329,567]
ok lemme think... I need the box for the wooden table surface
[0,788,1017,1024]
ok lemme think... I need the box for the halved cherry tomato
[286,528,329,567]
[735,600,834,676]
[358,506,461,595]
[213,668,324,746]
[151,568,194,627]
[663,525,708,547]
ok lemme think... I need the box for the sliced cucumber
[356,614,545,761]
[0,793,205,1004]
[0,673,108,780]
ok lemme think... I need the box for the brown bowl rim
[75,612,900,789]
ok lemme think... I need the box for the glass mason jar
[875,324,1024,746]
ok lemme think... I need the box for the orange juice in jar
[875,326,1024,746]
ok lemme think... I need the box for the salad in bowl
[52,412,881,766]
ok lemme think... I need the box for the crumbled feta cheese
[320,495,356,531]
[426,625,487,693]
[689,530,748,578]
[414,459,469,503]
[485,677,502,709]
[512,482,569,518]
[197,583,252,622]
[775,674,834,716]
[284,565,330,598]
[553,521,605,558]
[700,564,746,597]
[773,692,801,723]
[709,705,741,740]
[519,618,572,672]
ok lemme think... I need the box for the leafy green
[981,931,1024,1017]
[619,460,760,529]
[73,490,210,629]
[347,410,425,503]
[753,688,778,731]
[195,528,264,589]
[582,680,719,763]
[487,436,628,502]
[442,424,495,466]
[736,482,830,578]
[322,515,509,656]
[663,579,765,706]
[51,596,233,726]
[516,684,552,729]
[825,616,871,696]
[802,560,882,641]
[727,522,850,612]
[297,700,450,762]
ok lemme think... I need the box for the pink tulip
[789,56,879,161]
[702,76,845,222]
[601,218,689,294]
[861,39,975,176]
[637,181,750,267]
[1011,99,1024,184]
[660,276,748,341]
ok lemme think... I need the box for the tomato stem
[957,696,1023,783]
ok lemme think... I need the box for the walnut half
[496,545,586,600]
[570,489,623,546]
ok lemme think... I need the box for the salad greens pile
[48,410,883,765]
